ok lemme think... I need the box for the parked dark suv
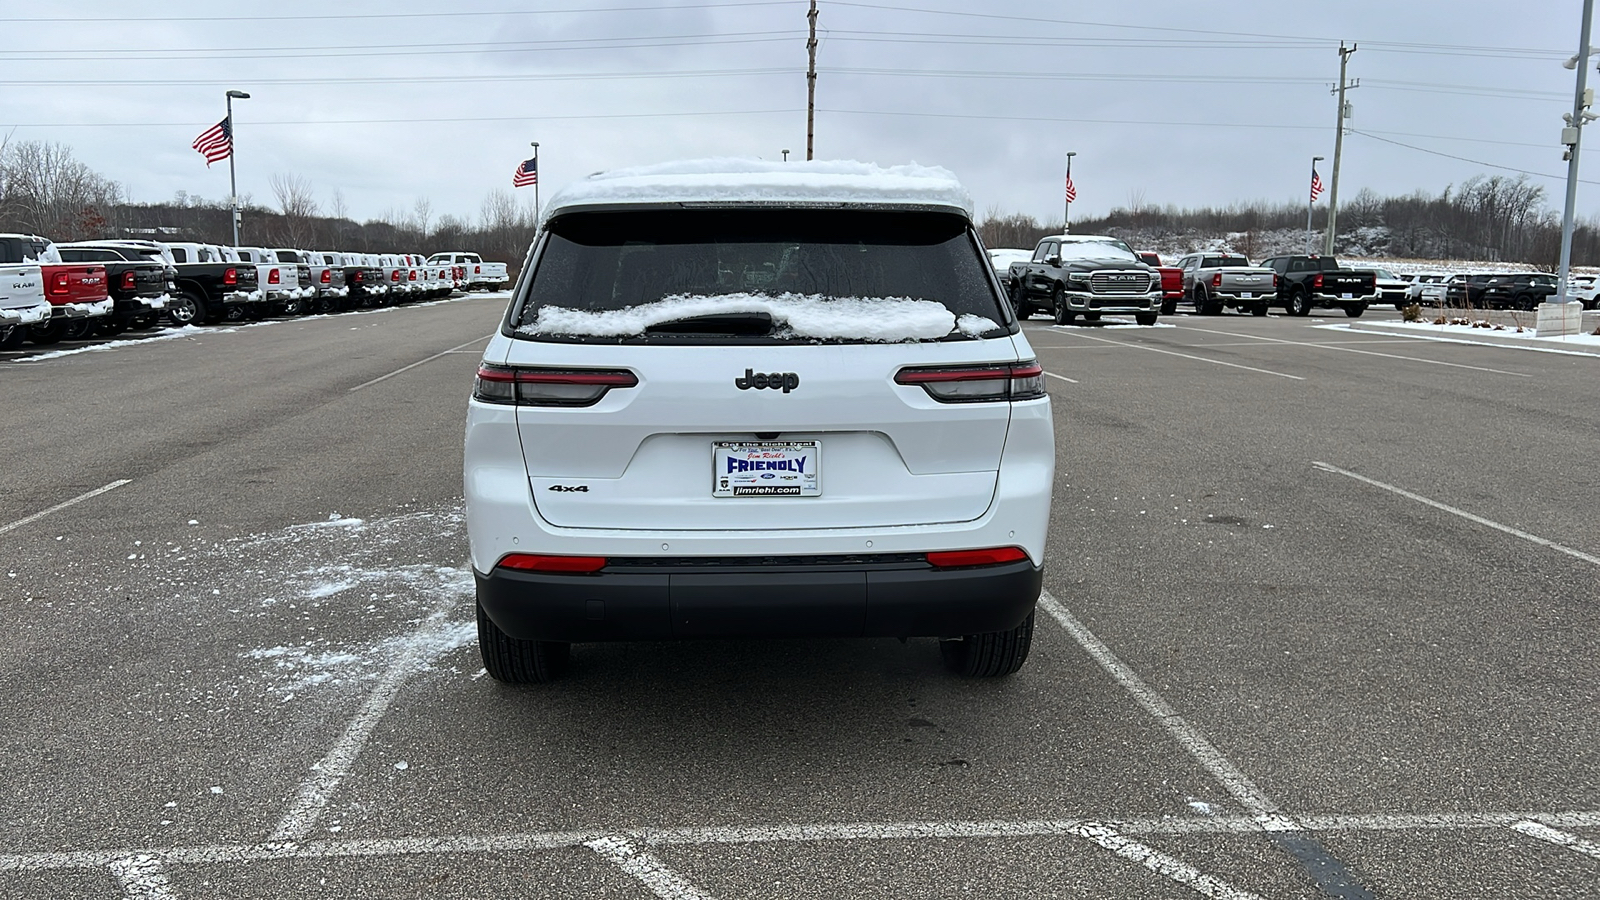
[1481,273,1557,310]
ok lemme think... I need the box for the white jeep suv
[464,159,1055,682]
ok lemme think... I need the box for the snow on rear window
[524,293,969,342]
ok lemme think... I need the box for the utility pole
[806,0,818,161]
[1555,0,1596,322]
[1323,42,1358,256]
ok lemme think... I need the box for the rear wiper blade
[644,312,775,335]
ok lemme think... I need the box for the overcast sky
[4,1,1593,232]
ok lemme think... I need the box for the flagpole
[1307,155,1324,255]
[1064,151,1076,234]
[225,90,250,245]
[530,141,540,230]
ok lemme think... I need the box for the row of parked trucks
[0,235,510,348]
[1000,234,1379,325]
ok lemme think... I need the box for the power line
[6,1,790,24]
[1,67,797,88]
[1350,130,1600,186]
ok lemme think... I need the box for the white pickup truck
[428,251,509,290]
[235,247,310,311]
[0,241,50,350]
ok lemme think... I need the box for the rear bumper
[49,298,114,319]
[1309,292,1374,305]
[476,557,1042,641]
[0,300,54,328]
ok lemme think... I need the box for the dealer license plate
[1341,292,1353,299]
[1241,292,1254,299]
[714,441,821,497]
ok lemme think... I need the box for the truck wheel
[1343,303,1367,318]
[1287,289,1312,316]
[27,320,64,345]
[0,327,25,350]
[167,291,203,326]
[476,599,569,683]
[1135,312,1158,326]
[1194,286,1213,315]
[61,320,96,341]
[1160,296,1176,316]
[1052,286,1076,325]
[1251,302,1269,317]
[1009,282,1028,319]
[941,609,1035,677]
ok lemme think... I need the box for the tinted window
[515,209,1004,341]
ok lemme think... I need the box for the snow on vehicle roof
[523,293,998,343]
[542,158,973,222]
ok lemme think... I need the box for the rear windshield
[1204,256,1250,267]
[512,209,1009,343]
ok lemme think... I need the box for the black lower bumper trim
[475,558,1042,642]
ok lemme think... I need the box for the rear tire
[476,600,570,683]
[1009,282,1028,319]
[167,291,204,326]
[1287,289,1312,317]
[27,320,64,345]
[1195,285,1215,315]
[61,320,96,341]
[941,610,1035,677]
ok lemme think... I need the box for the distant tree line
[0,138,538,271]
[979,175,1600,268]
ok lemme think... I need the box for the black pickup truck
[147,241,264,324]
[1256,255,1377,317]
[1005,234,1161,325]
[57,242,175,334]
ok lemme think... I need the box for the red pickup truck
[1137,251,1184,314]
[0,235,112,343]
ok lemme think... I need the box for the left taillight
[49,272,70,295]
[321,268,332,284]
[894,360,1045,403]
[121,270,137,290]
[1211,273,1222,288]
[474,364,639,407]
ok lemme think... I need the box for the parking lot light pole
[1307,156,1324,255]
[1554,0,1595,322]
[530,141,540,230]
[226,90,250,246]
[1064,151,1076,234]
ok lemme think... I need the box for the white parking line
[270,604,471,841]
[0,479,131,537]
[347,336,489,392]
[1511,820,1600,861]
[1312,462,1600,568]
[1169,325,1531,377]
[1050,328,1304,380]
[586,835,717,900]
[108,854,174,899]
[1037,591,1291,826]
[1044,371,1079,384]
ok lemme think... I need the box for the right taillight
[474,364,640,407]
[894,360,1045,403]
[927,547,1028,568]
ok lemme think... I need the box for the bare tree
[0,140,123,239]
[270,172,319,247]
[413,197,433,241]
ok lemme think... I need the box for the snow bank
[543,158,972,222]
[524,293,985,342]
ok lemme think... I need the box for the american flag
[512,157,538,188]
[192,117,232,166]
[1064,172,1077,203]
[1310,169,1325,202]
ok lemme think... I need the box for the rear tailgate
[43,264,108,306]
[505,340,1017,532]
[0,263,44,312]
[1322,271,1375,295]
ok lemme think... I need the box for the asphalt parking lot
[1,298,1596,899]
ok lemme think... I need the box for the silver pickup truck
[1171,253,1276,316]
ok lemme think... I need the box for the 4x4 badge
[735,369,800,393]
